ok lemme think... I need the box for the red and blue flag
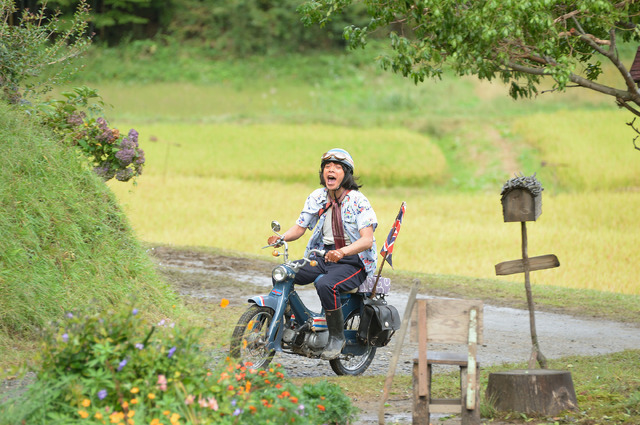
[380,202,406,268]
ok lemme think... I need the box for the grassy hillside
[0,102,180,366]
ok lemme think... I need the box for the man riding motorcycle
[267,148,378,360]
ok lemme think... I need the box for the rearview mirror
[271,221,281,233]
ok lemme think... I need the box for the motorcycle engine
[282,323,329,354]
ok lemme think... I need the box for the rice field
[108,115,640,295]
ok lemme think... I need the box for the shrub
[32,86,145,182]
[0,0,91,102]
[0,302,358,425]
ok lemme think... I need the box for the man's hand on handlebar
[267,235,284,247]
[325,249,345,263]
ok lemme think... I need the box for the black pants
[294,247,366,311]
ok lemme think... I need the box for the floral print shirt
[296,188,378,277]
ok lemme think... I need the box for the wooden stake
[521,222,547,369]
[378,281,419,424]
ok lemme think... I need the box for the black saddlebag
[357,298,401,347]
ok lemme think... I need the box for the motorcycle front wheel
[329,309,377,376]
[230,305,276,369]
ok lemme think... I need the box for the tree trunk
[486,370,578,416]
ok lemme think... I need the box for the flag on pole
[380,202,406,268]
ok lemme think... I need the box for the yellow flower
[81,399,91,407]
[130,398,138,405]
[130,387,139,394]
[163,410,171,416]
[109,411,124,423]
[170,413,181,425]
[148,393,156,400]
[78,410,89,419]
[95,412,103,420]
[150,419,160,425]
[127,410,135,418]
[121,401,129,409]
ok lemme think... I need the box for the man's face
[323,161,345,191]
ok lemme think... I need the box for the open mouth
[326,175,337,184]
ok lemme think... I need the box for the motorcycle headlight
[272,265,290,282]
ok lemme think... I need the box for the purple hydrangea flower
[117,359,127,371]
[134,150,145,165]
[127,129,139,146]
[98,389,107,400]
[93,164,115,181]
[168,346,177,358]
[115,168,134,182]
[115,148,135,166]
[66,112,85,126]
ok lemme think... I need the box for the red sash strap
[330,190,349,250]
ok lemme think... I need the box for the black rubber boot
[321,308,345,360]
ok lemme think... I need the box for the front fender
[247,294,279,311]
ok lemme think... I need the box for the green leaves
[299,0,640,109]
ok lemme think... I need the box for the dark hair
[319,161,362,190]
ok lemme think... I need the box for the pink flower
[207,397,219,411]
[157,374,168,391]
[198,396,207,408]
[185,395,195,405]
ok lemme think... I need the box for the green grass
[0,103,180,367]
[307,350,640,425]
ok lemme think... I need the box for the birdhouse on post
[500,174,543,222]
[630,46,640,87]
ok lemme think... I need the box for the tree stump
[486,370,578,416]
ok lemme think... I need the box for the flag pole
[369,201,405,299]
[369,252,387,299]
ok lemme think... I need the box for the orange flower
[130,398,138,405]
[276,383,282,389]
[150,419,160,425]
[130,387,139,394]
[279,391,290,399]
[121,401,129,409]
[276,372,284,379]
[227,385,234,391]
[290,396,298,403]
[317,404,326,412]
[81,399,91,407]
[245,381,252,392]
[78,410,89,419]
[94,412,103,420]
[148,393,156,400]
[220,299,230,308]
[249,405,257,413]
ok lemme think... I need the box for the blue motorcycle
[230,221,388,376]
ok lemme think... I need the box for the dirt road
[151,246,640,424]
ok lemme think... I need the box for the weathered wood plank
[495,254,560,276]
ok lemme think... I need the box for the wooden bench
[412,298,484,425]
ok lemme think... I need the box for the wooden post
[378,281,419,424]
[521,222,547,369]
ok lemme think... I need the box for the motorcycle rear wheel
[230,305,276,369]
[329,309,377,376]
